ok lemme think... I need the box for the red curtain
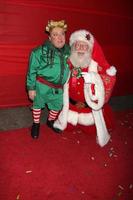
[0,0,132,107]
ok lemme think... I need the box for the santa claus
[54,29,117,147]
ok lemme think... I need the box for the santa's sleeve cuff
[106,66,117,76]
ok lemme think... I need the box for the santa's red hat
[69,29,116,76]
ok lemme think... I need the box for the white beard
[69,50,92,68]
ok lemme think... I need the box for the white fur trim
[69,29,94,50]
[106,66,117,76]
[53,83,69,130]
[53,71,71,130]
[68,110,78,125]
[78,112,94,125]
[67,110,95,126]
[92,110,110,147]
[89,59,98,72]
[84,72,105,110]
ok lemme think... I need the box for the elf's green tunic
[27,40,70,110]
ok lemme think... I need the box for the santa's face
[69,40,92,68]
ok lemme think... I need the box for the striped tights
[32,109,59,123]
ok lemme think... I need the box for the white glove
[81,72,96,84]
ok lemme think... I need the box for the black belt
[69,98,88,108]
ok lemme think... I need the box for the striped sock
[48,110,59,121]
[32,109,41,123]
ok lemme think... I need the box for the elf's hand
[28,90,36,100]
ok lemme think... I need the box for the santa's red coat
[66,49,116,133]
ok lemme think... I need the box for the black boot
[31,123,40,139]
[47,120,62,134]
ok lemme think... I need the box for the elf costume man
[54,29,117,147]
[27,20,70,139]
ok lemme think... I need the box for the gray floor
[0,106,48,131]
[0,95,133,131]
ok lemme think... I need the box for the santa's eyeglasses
[74,41,89,51]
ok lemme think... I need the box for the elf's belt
[37,76,63,89]
[69,98,88,109]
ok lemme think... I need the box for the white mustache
[69,51,91,68]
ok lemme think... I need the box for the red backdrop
[0,0,132,107]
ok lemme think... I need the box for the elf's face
[49,27,66,49]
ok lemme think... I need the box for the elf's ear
[49,36,51,41]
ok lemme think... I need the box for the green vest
[27,40,70,90]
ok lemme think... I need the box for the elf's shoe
[31,123,40,139]
[47,120,62,134]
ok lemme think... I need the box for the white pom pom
[106,66,117,76]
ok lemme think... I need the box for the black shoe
[47,120,62,134]
[31,123,40,139]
